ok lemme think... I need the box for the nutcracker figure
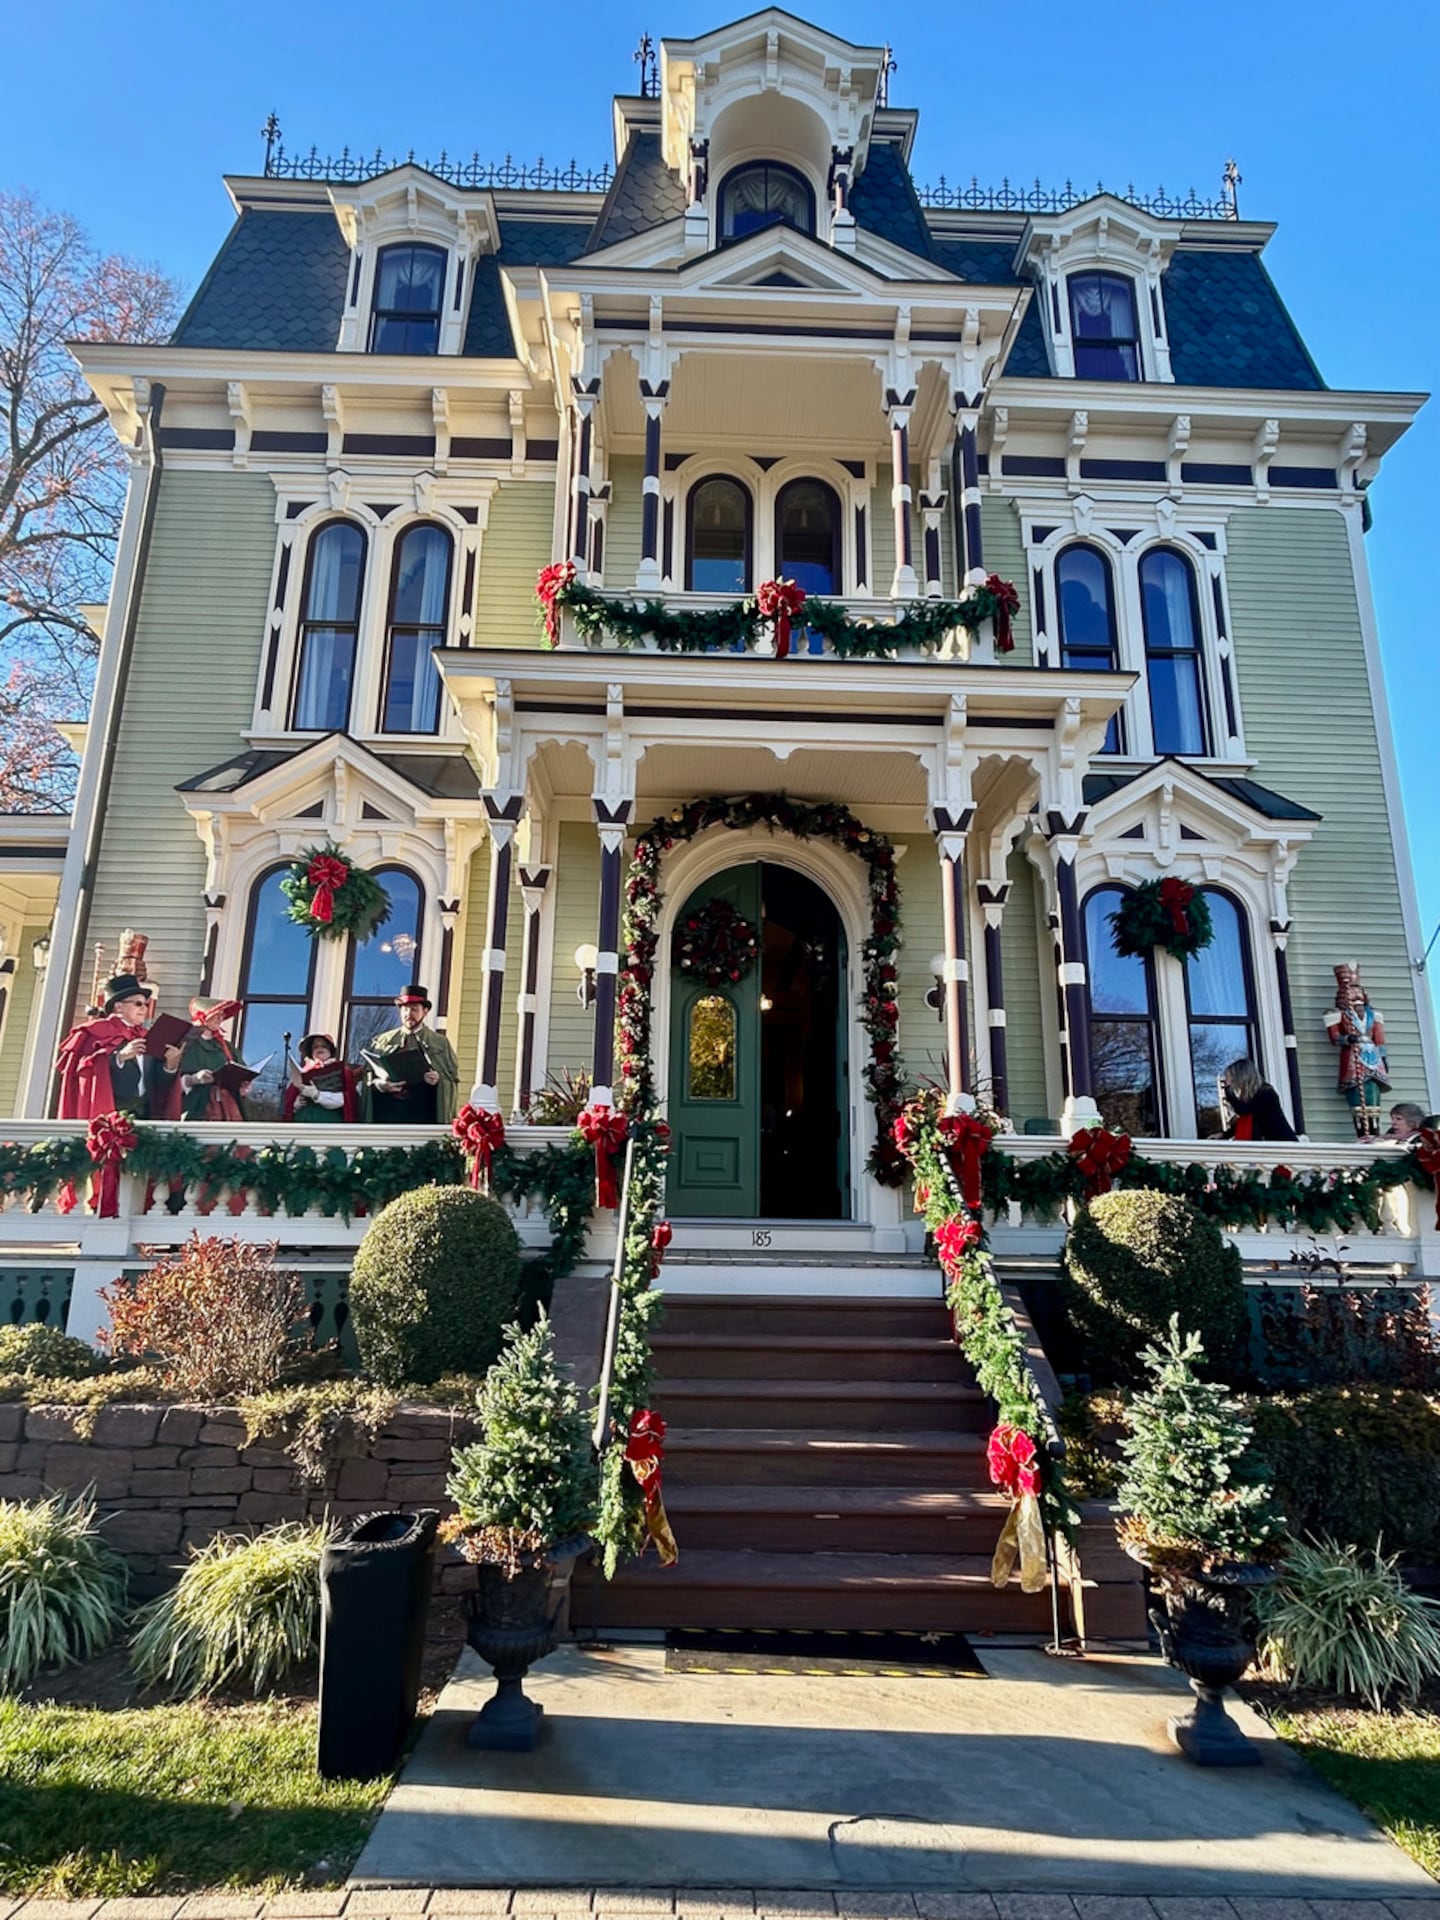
[1324,961,1389,1138]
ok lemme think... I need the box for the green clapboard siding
[1000,851,1052,1127]
[474,483,556,648]
[979,498,1033,665]
[891,835,945,1089]
[86,470,274,999]
[451,840,522,1108]
[1226,506,1424,1128]
[868,480,895,595]
[0,926,48,1119]
[544,822,602,1082]
[605,455,644,588]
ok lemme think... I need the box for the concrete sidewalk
[351,1645,1435,1898]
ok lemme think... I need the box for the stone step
[653,1377,989,1432]
[651,1330,975,1383]
[661,1484,1013,1555]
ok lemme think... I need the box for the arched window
[775,478,840,595]
[1140,547,1209,756]
[238,866,319,1119]
[381,523,453,733]
[292,520,365,732]
[718,163,815,242]
[1084,887,1164,1137]
[1068,272,1140,381]
[1056,544,1122,752]
[343,867,424,1058]
[685,477,752,593]
[369,243,447,355]
[1184,890,1260,1138]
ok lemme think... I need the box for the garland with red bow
[980,574,1021,653]
[577,1102,629,1210]
[1109,878,1214,963]
[623,1407,679,1565]
[938,1111,997,1213]
[86,1111,138,1219]
[280,843,391,943]
[755,577,807,658]
[1069,1126,1133,1198]
[986,1421,1048,1593]
[536,560,576,645]
[453,1104,506,1189]
[673,898,760,987]
[619,793,908,1184]
[1415,1127,1440,1230]
[650,1218,673,1279]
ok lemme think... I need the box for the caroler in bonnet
[1324,961,1389,1138]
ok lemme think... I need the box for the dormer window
[1067,273,1141,381]
[719,163,815,243]
[369,243,447,355]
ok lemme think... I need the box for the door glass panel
[1185,892,1257,1138]
[688,994,737,1101]
[1085,887,1162,1136]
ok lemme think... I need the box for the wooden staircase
[570,1291,1058,1637]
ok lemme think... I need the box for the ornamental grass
[0,1491,128,1690]
[130,1521,330,1697]
[1257,1536,1440,1709]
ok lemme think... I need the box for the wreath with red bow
[1109,878,1213,962]
[280,843,392,942]
[673,898,761,987]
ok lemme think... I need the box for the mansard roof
[173,208,350,352]
[1083,761,1321,823]
[585,130,688,253]
[178,736,485,804]
[848,141,935,262]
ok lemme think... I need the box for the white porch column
[473,792,523,1111]
[886,388,918,599]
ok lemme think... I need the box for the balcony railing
[557,593,997,663]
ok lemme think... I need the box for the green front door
[667,865,761,1217]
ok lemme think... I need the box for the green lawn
[1270,1705,1440,1880]
[0,1696,390,1897]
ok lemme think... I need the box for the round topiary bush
[0,1322,101,1380]
[348,1184,521,1386]
[1062,1188,1248,1385]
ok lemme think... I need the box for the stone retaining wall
[0,1401,479,1597]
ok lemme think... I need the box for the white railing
[556,596,998,663]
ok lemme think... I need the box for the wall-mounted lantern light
[574,942,598,1009]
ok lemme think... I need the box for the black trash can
[317,1508,439,1780]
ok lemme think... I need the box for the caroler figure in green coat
[362,984,459,1125]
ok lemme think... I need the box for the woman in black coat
[1220,1057,1299,1142]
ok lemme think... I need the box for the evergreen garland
[1110,878,1214,963]
[280,844,392,943]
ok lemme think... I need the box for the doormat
[664,1626,986,1677]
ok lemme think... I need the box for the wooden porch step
[570,1547,1054,1634]
[653,1377,989,1432]
[659,1294,949,1340]
[651,1331,976,1383]
[662,1426,988,1488]
[661,1484,1013,1555]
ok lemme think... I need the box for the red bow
[986,1422,1041,1499]
[755,577,807,659]
[86,1110,138,1219]
[985,574,1021,654]
[535,560,576,645]
[938,1110,994,1213]
[306,854,349,925]
[1415,1127,1440,1230]
[624,1407,679,1565]
[1157,876,1194,938]
[453,1103,506,1188]
[935,1214,983,1269]
[1069,1126,1133,1197]
[650,1218,673,1279]
[578,1102,629,1209]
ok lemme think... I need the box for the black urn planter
[1145,1558,1275,1767]
[462,1535,589,1752]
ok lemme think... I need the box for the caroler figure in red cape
[55,973,181,1120]
[159,999,249,1124]
[282,1033,359,1124]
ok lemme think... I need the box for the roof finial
[1222,156,1241,219]
[877,45,897,108]
[633,33,659,99]
[261,111,282,175]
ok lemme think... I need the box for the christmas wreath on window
[1109,878,1213,963]
[280,844,392,942]
[672,898,760,987]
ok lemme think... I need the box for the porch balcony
[554,590,1006,664]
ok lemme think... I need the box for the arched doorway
[667,861,847,1220]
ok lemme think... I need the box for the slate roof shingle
[850,142,935,261]
[1162,248,1324,392]
[1081,763,1321,822]
[173,209,350,352]
[585,132,686,253]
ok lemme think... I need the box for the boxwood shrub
[1251,1387,1440,1561]
[348,1184,521,1386]
[0,1323,101,1381]
[1063,1188,1248,1385]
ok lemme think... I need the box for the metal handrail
[591,1134,637,1451]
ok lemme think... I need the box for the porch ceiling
[636,743,930,807]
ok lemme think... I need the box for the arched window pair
[1056,543,1208,757]
[236,865,425,1115]
[292,521,452,735]
[686,477,840,595]
[1083,886,1259,1138]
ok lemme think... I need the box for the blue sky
[6,0,1437,1041]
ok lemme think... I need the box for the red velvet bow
[453,1103,506,1188]
[938,1110,994,1213]
[1415,1127,1440,1230]
[306,854,349,925]
[755,577,807,659]
[578,1102,629,1209]
[624,1407,678,1565]
[535,560,576,645]
[984,574,1021,654]
[86,1110,138,1219]
[650,1218,673,1279]
[986,1422,1041,1499]
[1069,1126,1133,1197]
[935,1214,983,1270]
[1157,876,1194,938]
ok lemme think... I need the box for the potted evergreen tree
[442,1315,597,1751]
[1118,1316,1283,1767]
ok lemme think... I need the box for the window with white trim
[1140,546,1209,756]
[1056,543,1123,752]
[1183,890,1260,1137]
[1067,273,1141,381]
[369,244,447,355]
[292,520,365,732]
[237,866,318,1118]
[342,866,424,1056]
[380,522,452,733]
[1083,886,1164,1135]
